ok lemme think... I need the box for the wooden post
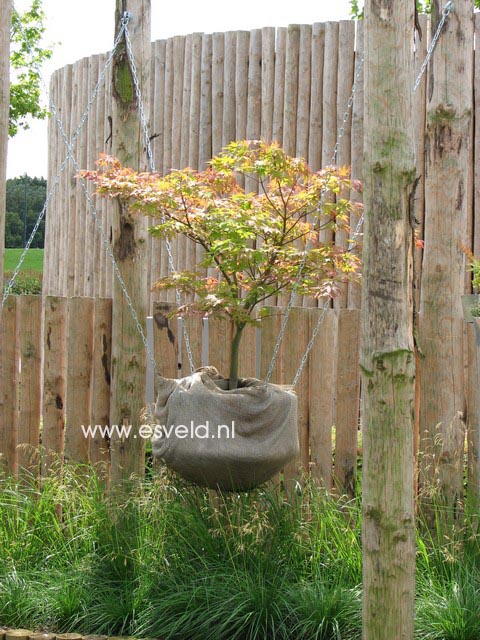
[361,0,416,638]
[272,27,287,146]
[110,0,151,485]
[418,0,473,510]
[333,308,360,498]
[42,296,67,476]
[348,21,364,310]
[0,0,11,294]
[65,297,94,464]
[308,23,325,173]
[18,295,42,477]
[0,296,18,476]
[90,298,112,475]
[308,307,335,490]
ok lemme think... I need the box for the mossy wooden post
[110,0,151,486]
[361,1,416,638]
[0,0,11,294]
[418,1,473,513]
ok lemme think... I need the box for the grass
[0,467,479,639]
[4,248,44,273]
[0,468,362,640]
[3,248,43,294]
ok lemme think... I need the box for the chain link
[52,102,161,385]
[123,17,196,374]
[2,13,130,309]
[288,0,454,387]
[413,1,454,94]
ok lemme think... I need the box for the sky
[7,0,353,179]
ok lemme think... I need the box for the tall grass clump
[0,467,362,639]
[4,464,480,639]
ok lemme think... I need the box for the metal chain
[265,53,365,383]
[289,0,454,387]
[413,1,454,94]
[52,103,160,384]
[7,8,186,387]
[123,17,196,375]
[2,9,129,308]
[2,172,61,307]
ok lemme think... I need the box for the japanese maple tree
[84,140,362,389]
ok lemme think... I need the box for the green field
[4,247,44,273]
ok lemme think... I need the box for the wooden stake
[347,20,364,310]
[362,0,416,636]
[235,31,249,143]
[110,0,151,485]
[95,53,107,299]
[0,295,18,476]
[65,297,94,464]
[149,40,166,309]
[153,301,180,389]
[272,27,287,145]
[189,33,203,166]
[308,307,335,489]
[74,59,86,297]
[333,309,360,497]
[62,64,74,297]
[84,55,99,297]
[18,295,42,477]
[245,28,262,194]
[90,298,112,473]
[222,31,236,147]
[42,296,67,476]
[199,33,213,168]
[282,25,300,156]
[320,22,339,250]
[333,20,355,310]
[212,32,225,156]
[282,307,309,488]
[295,25,312,160]
[260,27,275,143]
[308,23,325,172]
[418,1,474,508]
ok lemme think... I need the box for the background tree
[9,0,53,137]
[5,176,47,248]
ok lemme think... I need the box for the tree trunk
[418,0,473,514]
[229,323,245,389]
[109,0,151,486]
[0,0,11,294]
[361,1,416,638]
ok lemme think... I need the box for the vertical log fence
[2,13,479,503]
[1,296,362,494]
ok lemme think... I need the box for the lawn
[4,247,44,273]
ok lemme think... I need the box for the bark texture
[418,0,473,513]
[110,0,151,485]
[361,1,416,638]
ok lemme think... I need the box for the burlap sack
[152,367,298,490]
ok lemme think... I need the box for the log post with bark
[361,1,416,637]
[110,0,151,485]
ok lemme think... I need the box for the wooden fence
[0,295,363,494]
[7,14,480,502]
[43,20,366,308]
